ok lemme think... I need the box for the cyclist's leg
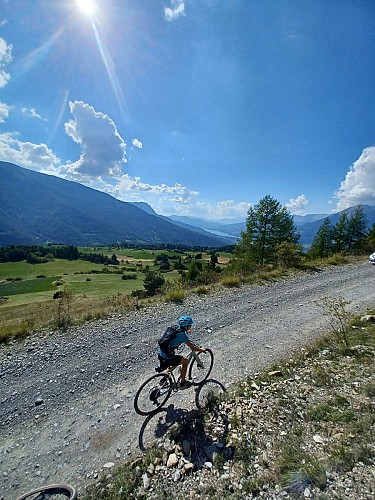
[180,356,189,383]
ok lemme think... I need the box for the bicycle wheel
[188,348,214,385]
[134,373,172,416]
[16,483,77,500]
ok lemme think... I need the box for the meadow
[0,248,231,342]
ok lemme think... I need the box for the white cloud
[132,138,143,149]
[164,0,185,21]
[0,101,10,123]
[63,101,127,178]
[285,194,309,215]
[335,146,375,210]
[21,107,47,121]
[0,132,60,169]
[115,175,198,202]
[0,36,12,88]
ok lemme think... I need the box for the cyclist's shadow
[138,378,227,452]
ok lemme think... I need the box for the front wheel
[16,483,77,499]
[188,348,214,385]
[134,373,172,416]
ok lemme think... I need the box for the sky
[1,0,375,221]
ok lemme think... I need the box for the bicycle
[134,348,214,416]
[16,483,77,499]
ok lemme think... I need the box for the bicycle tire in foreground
[16,483,77,500]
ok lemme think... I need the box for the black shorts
[158,354,182,370]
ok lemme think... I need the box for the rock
[184,463,194,474]
[360,315,375,322]
[103,462,115,469]
[142,473,150,490]
[167,453,178,467]
[268,370,283,377]
[34,398,44,406]
[313,434,324,444]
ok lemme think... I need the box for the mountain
[298,205,375,247]
[170,208,375,249]
[133,202,234,244]
[293,213,330,226]
[0,162,229,247]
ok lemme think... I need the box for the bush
[221,276,241,288]
[165,290,185,303]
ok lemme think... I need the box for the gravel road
[1,260,374,499]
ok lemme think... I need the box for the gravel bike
[134,348,214,416]
[16,483,77,499]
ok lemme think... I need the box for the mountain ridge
[0,162,230,247]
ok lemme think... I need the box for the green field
[0,248,230,341]
[0,250,186,311]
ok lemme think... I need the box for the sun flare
[76,0,96,16]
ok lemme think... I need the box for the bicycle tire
[16,483,77,500]
[188,348,214,385]
[134,373,172,416]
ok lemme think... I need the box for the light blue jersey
[158,330,189,359]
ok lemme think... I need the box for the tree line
[232,195,373,274]
[0,244,118,265]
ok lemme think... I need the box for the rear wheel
[16,483,77,499]
[134,373,172,415]
[188,348,214,385]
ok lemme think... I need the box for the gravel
[0,260,374,499]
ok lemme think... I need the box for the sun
[76,0,96,16]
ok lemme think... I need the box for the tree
[208,251,219,270]
[143,270,165,296]
[276,241,303,268]
[308,217,334,259]
[332,212,348,253]
[345,205,368,252]
[236,195,300,266]
[361,223,375,252]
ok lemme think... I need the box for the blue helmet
[178,315,195,328]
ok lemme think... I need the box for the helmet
[178,315,195,328]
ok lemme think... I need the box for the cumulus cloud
[115,176,198,203]
[285,194,309,215]
[0,36,12,88]
[335,147,375,210]
[0,102,10,123]
[64,101,127,178]
[132,138,143,149]
[164,0,185,21]
[21,107,47,121]
[0,132,60,169]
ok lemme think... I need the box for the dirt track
[1,260,374,499]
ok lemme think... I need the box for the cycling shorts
[158,354,182,370]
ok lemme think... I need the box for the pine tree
[309,217,334,258]
[346,205,368,252]
[236,195,300,266]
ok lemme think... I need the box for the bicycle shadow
[138,378,230,464]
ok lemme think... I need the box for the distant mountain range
[0,162,231,247]
[168,208,375,249]
[1,161,374,249]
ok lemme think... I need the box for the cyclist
[158,315,206,389]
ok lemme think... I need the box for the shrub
[165,290,185,303]
[121,273,137,280]
[221,276,241,288]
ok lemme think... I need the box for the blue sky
[1,0,375,221]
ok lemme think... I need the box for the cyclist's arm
[186,341,206,353]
